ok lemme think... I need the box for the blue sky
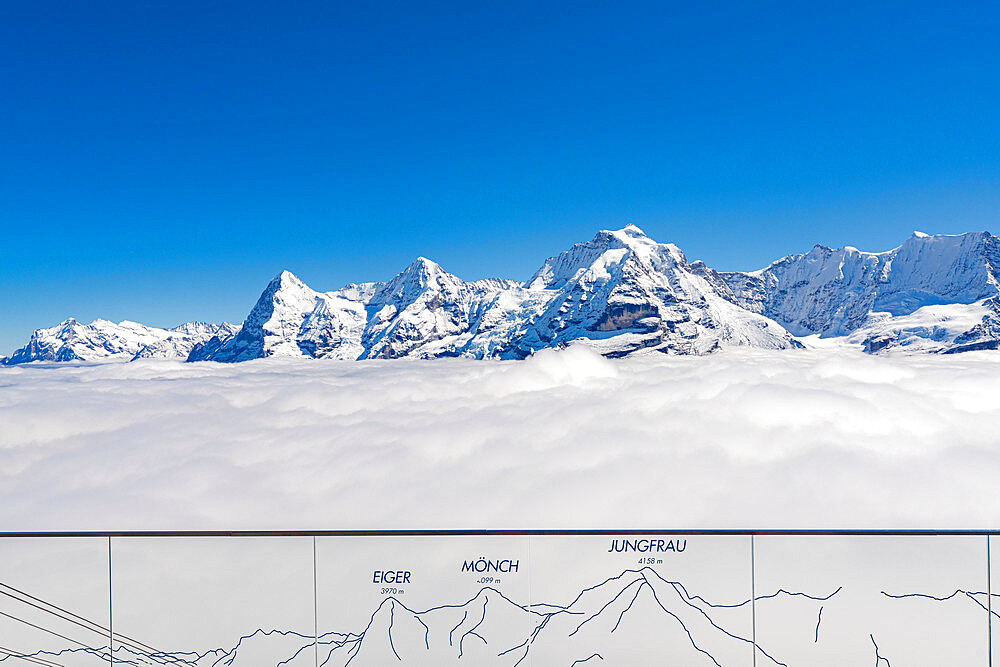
[2,1,999,353]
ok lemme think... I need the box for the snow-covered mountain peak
[409,255,438,270]
[55,317,82,332]
[255,270,323,321]
[375,256,463,304]
[590,224,656,248]
[606,223,649,242]
[512,224,800,357]
[195,269,330,362]
[356,256,500,359]
[266,269,309,292]
[264,272,320,313]
[400,255,448,285]
[596,223,685,260]
[527,225,681,291]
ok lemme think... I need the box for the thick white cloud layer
[2,346,999,530]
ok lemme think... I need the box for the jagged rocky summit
[5,225,1000,364]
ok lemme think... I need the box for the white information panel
[0,537,110,666]
[0,533,995,666]
[111,536,315,666]
[755,535,988,666]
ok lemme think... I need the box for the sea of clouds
[2,346,999,530]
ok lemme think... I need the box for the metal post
[108,536,113,666]
[313,536,319,667]
[751,534,757,667]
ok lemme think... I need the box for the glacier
[6,225,1000,364]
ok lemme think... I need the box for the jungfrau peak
[505,223,799,357]
[6,226,1000,364]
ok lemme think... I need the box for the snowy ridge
[718,230,1000,352]
[7,226,1000,364]
[2,319,237,364]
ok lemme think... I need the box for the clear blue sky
[2,1,999,353]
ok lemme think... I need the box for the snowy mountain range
[5,225,1000,364]
[2,319,239,364]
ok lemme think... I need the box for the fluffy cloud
[2,346,999,530]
